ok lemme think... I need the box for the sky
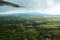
[0,0,60,15]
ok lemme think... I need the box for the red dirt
[53,36,60,40]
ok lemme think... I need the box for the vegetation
[0,15,60,40]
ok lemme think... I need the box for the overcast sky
[0,0,60,15]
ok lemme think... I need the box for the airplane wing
[0,1,22,8]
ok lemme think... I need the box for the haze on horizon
[0,0,60,15]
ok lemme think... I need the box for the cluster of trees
[0,15,59,40]
[0,16,40,40]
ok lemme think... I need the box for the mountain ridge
[11,13,52,16]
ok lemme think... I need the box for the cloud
[1,3,60,15]
[42,3,60,15]
[0,0,52,12]
[0,0,60,15]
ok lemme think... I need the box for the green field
[0,15,60,40]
